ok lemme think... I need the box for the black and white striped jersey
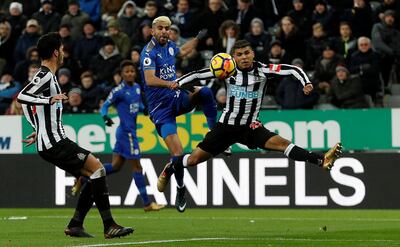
[177,61,311,126]
[17,66,67,151]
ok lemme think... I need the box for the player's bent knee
[90,167,106,179]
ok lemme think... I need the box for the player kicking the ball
[157,40,343,209]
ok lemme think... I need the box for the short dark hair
[120,60,136,71]
[231,40,252,54]
[37,32,62,60]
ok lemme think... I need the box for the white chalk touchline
[70,237,398,247]
[26,215,400,222]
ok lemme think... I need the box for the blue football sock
[172,156,184,188]
[199,87,217,129]
[103,163,116,175]
[132,171,150,206]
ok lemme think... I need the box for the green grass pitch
[1,208,400,247]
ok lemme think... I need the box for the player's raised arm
[261,63,311,86]
[176,68,215,86]
[177,29,208,58]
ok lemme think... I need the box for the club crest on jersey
[169,47,175,56]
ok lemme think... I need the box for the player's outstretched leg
[197,87,217,130]
[321,143,343,170]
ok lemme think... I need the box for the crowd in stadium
[0,0,400,115]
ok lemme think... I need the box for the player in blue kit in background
[140,16,215,212]
[73,60,165,212]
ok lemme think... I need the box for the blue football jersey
[101,81,144,131]
[140,37,180,111]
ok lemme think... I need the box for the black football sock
[68,181,94,228]
[172,156,184,188]
[90,176,115,231]
[284,144,324,166]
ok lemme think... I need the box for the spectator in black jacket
[32,0,61,34]
[13,46,40,84]
[80,71,103,113]
[276,58,319,109]
[305,22,329,70]
[350,37,382,102]
[59,24,75,53]
[0,20,15,73]
[117,1,140,40]
[227,0,259,38]
[330,64,369,109]
[330,21,357,64]
[7,2,28,43]
[287,0,312,37]
[74,21,103,70]
[13,19,41,63]
[89,37,122,86]
[170,0,196,39]
[57,67,74,94]
[244,18,271,62]
[274,16,305,61]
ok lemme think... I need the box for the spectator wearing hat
[132,20,152,48]
[106,19,130,59]
[276,58,319,109]
[305,22,329,70]
[330,21,357,64]
[371,9,400,86]
[350,37,382,103]
[61,0,90,41]
[375,0,398,24]
[14,19,41,63]
[89,37,122,86]
[64,87,85,113]
[13,47,40,84]
[170,0,196,39]
[74,21,103,70]
[79,0,101,24]
[0,20,15,72]
[287,0,312,38]
[80,71,103,113]
[117,1,141,40]
[244,17,271,62]
[57,67,74,94]
[32,0,61,34]
[273,16,305,62]
[330,64,369,109]
[314,43,345,96]
[311,0,335,35]
[7,2,28,43]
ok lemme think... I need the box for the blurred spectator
[330,64,369,108]
[57,67,74,94]
[331,21,357,64]
[169,25,187,47]
[274,16,305,61]
[80,71,103,113]
[13,47,40,83]
[117,1,141,40]
[350,37,382,102]
[344,0,373,38]
[268,39,291,65]
[253,0,292,28]
[61,0,90,41]
[74,21,103,70]
[287,0,312,37]
[59,24,75,52]
[89,37,122,86]
[7,2,28,42]
[276,58,319,109]
[227,0,259,37]
[140,1,159,24]
[112,68,122,86]
[215,20,240,54]
[215,87,226,110]
[0,20,15,73]
[24,63,41,87]
[305,22,329,70]
[311,0,334,35]
[170,0,196,39]
[130,46,142,66]
[64,87,85,113]
[371,10,400,86]
[314,44,345,94]
[0,72,21,114]
[375,0,398,23]
[193,0,227,51]
[106,19,130,59]
[32,0,61,34]
[132,20,152,48]
[79,0,101,24]
[5,96,23,115]
[60,45,80,82]
[244,18,271,62]
[14,19,41,63]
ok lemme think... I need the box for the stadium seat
[370,1,382,12]
[364,95,374,108]
[384,95,400,108]
[261,95,279,109]
[391,84,400,95]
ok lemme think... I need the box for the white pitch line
[27,215,400,222]
[70,237,398,247]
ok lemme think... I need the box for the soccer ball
[209,53,236,79]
